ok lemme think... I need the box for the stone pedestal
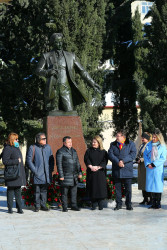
[44,116,87,173]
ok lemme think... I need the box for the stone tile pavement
[0,186,167,250]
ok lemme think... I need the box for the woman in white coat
[144,129,166,209]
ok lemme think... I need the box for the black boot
[148,203,156,209]
[17,209,24,214]
[139,198,148,205]
[155,193,161,209]
[91,202,97,210]
[114,204,122,210]
[8,208,13,214]
[98,199,104,210]
[62,207,68,212]
[148,193,156,209]
[155,201,161,209]
[147,196,152,205]
[139,191,148,205]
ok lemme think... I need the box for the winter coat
[144,141,167,193]
[137,142,149,190]
[26,144,54,185]
[56,146,82,187]
[108,139,137,179]
[84,147,108,199]
[2,145,26,187]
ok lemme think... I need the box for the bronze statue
[36,33,101,114]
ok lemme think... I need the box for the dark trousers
[115,178,132,207]
[152,193,161,206]
[7,186,22,211]
[142,190,151,200]
[61,185,77,209]
[34,184,48,208]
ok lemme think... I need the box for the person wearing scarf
[144,129,167,209]
[137,132,152,205]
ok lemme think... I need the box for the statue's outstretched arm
[74,57,101,93]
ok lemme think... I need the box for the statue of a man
[36,33,101,113]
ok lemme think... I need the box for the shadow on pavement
[0,200,7,207]
[0,208,8,213]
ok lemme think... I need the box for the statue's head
[50,33,63,50]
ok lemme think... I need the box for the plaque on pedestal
[44,116,87,173]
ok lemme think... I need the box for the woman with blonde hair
[2,133,26,214]
[84,135,108,210]
[144,129,167,209]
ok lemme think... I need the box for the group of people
[1,128,167,214]
[2,132,54,214]
[137,130,166,209]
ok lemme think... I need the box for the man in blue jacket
[108,130,136,211]
[27,133,54,212]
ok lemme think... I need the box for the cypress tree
[132,7,149,133]
[104,0,138,139]
[137,0,167,141]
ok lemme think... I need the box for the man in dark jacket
[108,130,136,211]
[56,136,82,212]
[26,133,54,212]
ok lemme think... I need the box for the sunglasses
[41,138,47,140]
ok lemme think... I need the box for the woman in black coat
[84,135,108,210]
[2,133,26,214]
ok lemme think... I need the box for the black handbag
[4,164,20,181]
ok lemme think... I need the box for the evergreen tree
[0,1,9,141]
[132,8,149,133]
[104,0,138,139]
[0,0,49,143]
[0,0,107,143]
[136,0,167,141]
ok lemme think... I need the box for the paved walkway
[0,186,167,250]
